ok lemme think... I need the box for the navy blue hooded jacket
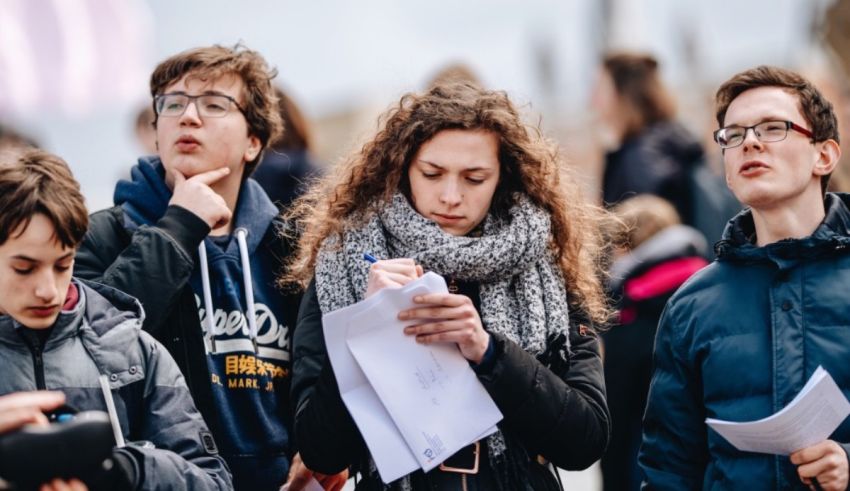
[639,193,850,490]
[75,157,300,490]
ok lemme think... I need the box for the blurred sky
[0,0,838,210]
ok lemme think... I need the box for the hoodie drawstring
[235,228,260,354]
[198,243,217,353]
[197,228,260,355]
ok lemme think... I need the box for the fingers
[792,441,833,465]
[411,293,469,308]
[0,391,65,411]
[795,441,849,490]
[315,469,349,491]
[171,168,186,186]
[397,293,472,321]
[190,167,231,186]
[365,259,421,298]
[39,479,87,491]
[0,391,65,434]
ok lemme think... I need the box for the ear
[813,139,841,177]
[243,135,262,163]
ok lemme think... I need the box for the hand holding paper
[706,367,850,455]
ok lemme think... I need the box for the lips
[28,305,59,318]
[175,135,200,151]
[739,161,769,176]
[434,213,464,222]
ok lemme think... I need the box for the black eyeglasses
[713,120,813,149]
[154,93,245,118]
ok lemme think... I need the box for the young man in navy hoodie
[75,45,346,491]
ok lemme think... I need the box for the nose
[741,127,764,151]
[439,178,462,206]
[33,271,58,303]
[178,100,202,126]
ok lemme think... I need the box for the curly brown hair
[149,43,283,175]
[284,83,612,326]
[715,65,840,193]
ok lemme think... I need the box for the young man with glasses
[640,66,849,490]
[75,45,346,491]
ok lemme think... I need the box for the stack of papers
[322,272,503,483]
[706,366,850,454]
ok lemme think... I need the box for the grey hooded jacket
[0,279,233,490]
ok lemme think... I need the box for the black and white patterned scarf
[315,193,570,490]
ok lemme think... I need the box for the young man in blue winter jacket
[0,148,231,490]
[74,45,346,491]
[640,66,850,490]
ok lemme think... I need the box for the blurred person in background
[599,194,707,491]
[252,87,322,211]
[73,44,346,491]
[133,105,158,156]
[592,52,739,247]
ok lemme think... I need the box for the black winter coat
[74,205,302,445]
[291,279,610,490]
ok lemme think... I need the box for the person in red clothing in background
[600,194,708,491]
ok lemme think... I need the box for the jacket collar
[715,193,850,268]
[0,279,147,387]
[115,156,278,255]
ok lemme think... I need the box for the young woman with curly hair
[285,83,611,491]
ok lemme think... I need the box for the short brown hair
[149,44,284,175]
[0,148,88,248]
[602,52,676,139]
[612,194,681,250]
[715,66,840,192]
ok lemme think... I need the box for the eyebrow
[11,252,74,263]
[726,116,789,126]
[418,159,496,173]
[165,90,232,97]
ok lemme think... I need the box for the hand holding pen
[362,253,423,299]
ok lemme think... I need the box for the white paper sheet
[322,272,502,482]
[322,294,419,483]
[345,272,502,471]
[706,366,850,454]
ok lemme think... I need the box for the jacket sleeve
[74,206,210,336]
[474,310,610,470]
[126,332,233,491]
[638,302,707,490]
[291,280,366,475]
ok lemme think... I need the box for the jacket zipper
[18,332,47,390]
[32,343,46,390]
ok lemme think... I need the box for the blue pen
[363,253,378,263]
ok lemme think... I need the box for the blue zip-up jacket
[640,192,850,490]
[75,157,299,490]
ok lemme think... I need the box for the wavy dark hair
[149,43,283,175]
[284,83,612,325]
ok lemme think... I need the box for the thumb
[170,168,186,189]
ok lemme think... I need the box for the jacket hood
[608,224,708,291]
[715,192,850,267]
[114,156,279,254]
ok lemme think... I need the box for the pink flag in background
[0,0,153,118]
